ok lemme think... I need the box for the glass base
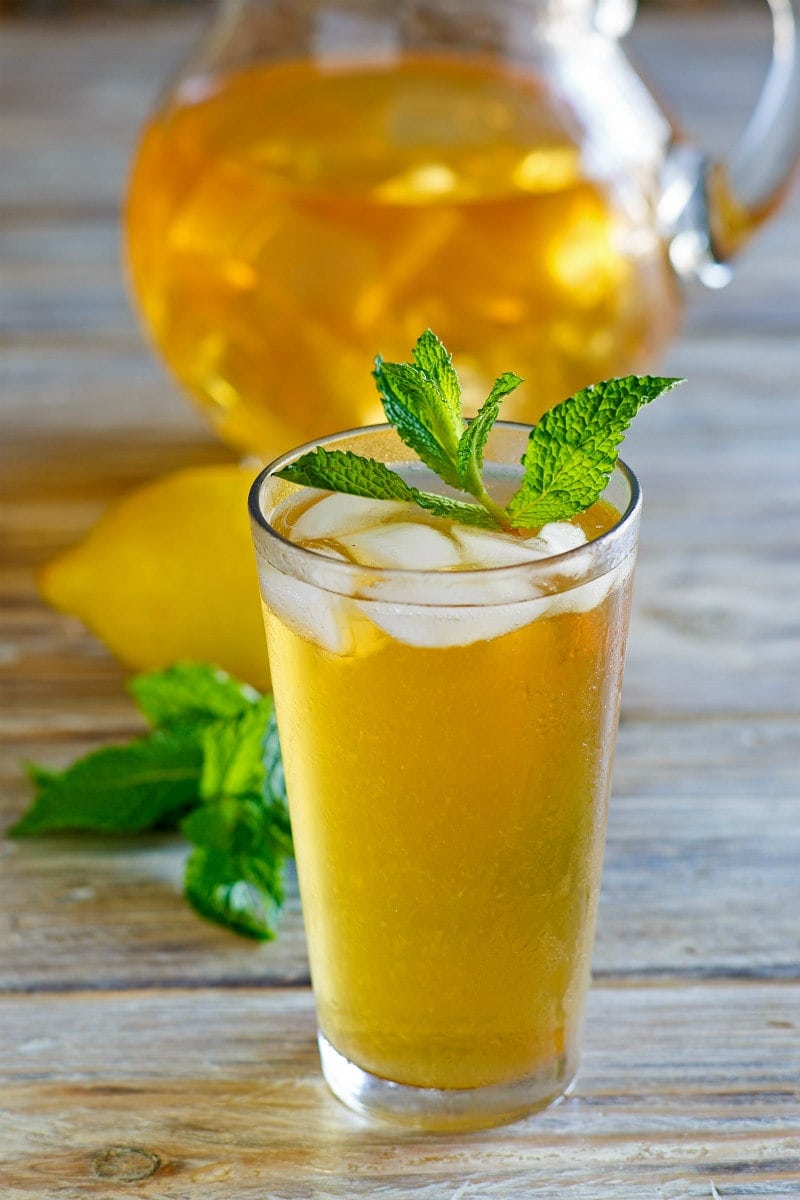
[318,1032,577,1132]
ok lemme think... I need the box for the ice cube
[450,522,587,606]
[537,522,587,555]
[533,521,611,615]
[292,494,412,542]
[340,522,463,570]
[452,526,554,569]
[547,554,635,616]
[258,563,354,655]
[547,575,611,616]
[359,597,555,648]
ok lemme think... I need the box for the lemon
[39,463,271,691]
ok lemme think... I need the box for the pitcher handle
[657,0,800,287]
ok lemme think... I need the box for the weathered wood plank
[1,718,798,991]
[0,342,205,436]
[617,356,800,715]
[1,983,798,1198]
[0,15,203,213]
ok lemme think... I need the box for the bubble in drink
[291,494,411,541]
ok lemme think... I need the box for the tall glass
[249,423,640,1130]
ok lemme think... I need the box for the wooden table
[2,6,799,1196]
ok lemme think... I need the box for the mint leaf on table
[11,663,268,838]
[182,698,292,940]
[130,661,259,732]
[506,375,683,528]
[9,731,203,836]
[181,731,292,944]
[196,700,291,864]
[279,330,683,533]
[184,841,285,942]
[199,699,275,802]
[9,663,293,941]
[199,700,291,858]
[183,780,291,863]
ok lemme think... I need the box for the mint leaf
[197,696,291,862]
[182,701,291,942]
[507,375,683,528]
[131,663,259,732]
[373,331,466,487]
[200,698,275,802]
[279,447,419,502]
[412,328,461,418]
[373,359,460,488]
[410,491,498,529]
[280,337,681,537]
[182,792,291,863]
[8,669,272,843]
[182,696,293,939]
[278,447,497,530]
[182,794,256,853]
[457,371,523,496]
[9,731,202,836]
[373,359,463,488]
[184,843,284,941]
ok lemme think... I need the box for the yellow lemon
[39,463,270,691]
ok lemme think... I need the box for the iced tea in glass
[249,423,640,1130]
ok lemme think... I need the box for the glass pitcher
[125,0,800,457]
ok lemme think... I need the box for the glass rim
[248,421,642,584]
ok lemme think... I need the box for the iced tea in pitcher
[126,0,800,457]
[126,54,680,456]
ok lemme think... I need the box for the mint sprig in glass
[278,328,681,532]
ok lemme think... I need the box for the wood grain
[2,984,799,1198]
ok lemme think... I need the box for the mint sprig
[8,663,292,941]
[278,330,682,532]
[183,699,292,940]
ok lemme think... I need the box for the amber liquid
[126,55,679,456]
[262,494,633,1093]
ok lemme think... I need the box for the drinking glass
[249,423,641,1130]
